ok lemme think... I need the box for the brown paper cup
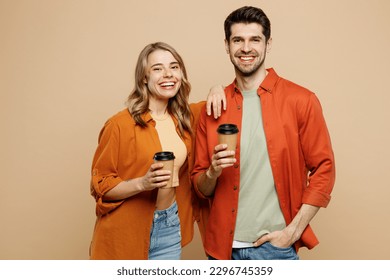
[153,151,175,189]
[217,124,239,156]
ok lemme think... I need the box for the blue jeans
[148,201,181,260]
[209,242,299,260]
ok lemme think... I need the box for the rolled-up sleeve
[191,105,213,200]
[299,94,336,207]
[90,120,125,216]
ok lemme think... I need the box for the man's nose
[241,41,251,52]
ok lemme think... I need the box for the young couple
[89,6,335,260]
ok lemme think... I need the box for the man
[191,6,335,260]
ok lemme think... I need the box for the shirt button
[154,213,159,219]
[230,230,233,235]
[232,208,235,213]
[233,185,237,190]
[237,105,241,110]
[234,164,239,168]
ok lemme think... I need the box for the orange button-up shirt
[191,68,335,260]
[90,102,206,259]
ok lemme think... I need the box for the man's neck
[235,68,268,92]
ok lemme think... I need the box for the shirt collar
[232,68,280,95]
[143,111,153,123]
[126,108,154,124]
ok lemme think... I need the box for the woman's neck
[149,98,168,116]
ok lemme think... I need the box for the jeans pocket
[266,242,292,251]
[264,242,299,260]
[166,211,180,227]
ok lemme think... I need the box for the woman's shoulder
[108,108,132,121]
[97,108,139,142]
[98,108,136,136]
[190,101,206,116]
[104,108,136,126]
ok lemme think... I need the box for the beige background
[1,0,389,260]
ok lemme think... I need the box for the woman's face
[145,49,182,101]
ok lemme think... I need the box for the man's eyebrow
[231,35,263,40]
[251,35,262,39]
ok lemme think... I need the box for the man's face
[225,23,271,77]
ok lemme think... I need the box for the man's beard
[231,52,266,77]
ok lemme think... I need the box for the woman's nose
[164,68,173,77]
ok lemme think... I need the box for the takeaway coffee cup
[153,151,175,188]
[217,124,239,156]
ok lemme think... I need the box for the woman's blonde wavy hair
[126,42,192,138]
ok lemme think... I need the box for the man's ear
[266,37,273,53]
[225,39,230,54]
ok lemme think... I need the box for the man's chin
[235,67,258,77]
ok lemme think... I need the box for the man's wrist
[205,168,214,180]
[198,168,217,197]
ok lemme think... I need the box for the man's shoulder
[275,74,315,99]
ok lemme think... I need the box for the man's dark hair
[224,6,271,42]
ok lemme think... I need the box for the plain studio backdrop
[1,0,389,260]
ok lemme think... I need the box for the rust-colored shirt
[191,68,336,260]
[89,102,206,259]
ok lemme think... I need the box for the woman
[89,42,222,259]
